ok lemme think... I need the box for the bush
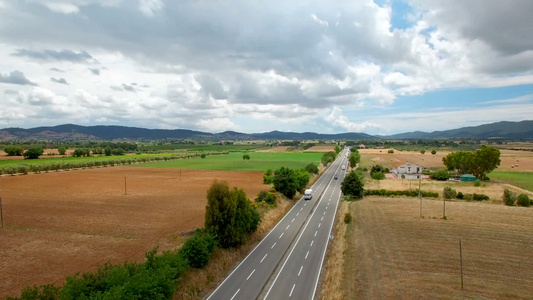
[371,171,385,180]
[23,147,44,159]
[181,229,216,268]
[517,194,531,207]
[364,189,439,198]
[472,193,489,201]
[4,145,24,156]
[430,170,451,181]
[344,213,352,224]
[111,148,125,156]
[456,192,464,199]
[503,189,516,206]
[263,169,274,184]
[388,149,394,154]
[431,150,437,155]
[420,150,426,154]
[242,154,250,160]
[200,153,206,159]
[443,186,457,199]
[17,165,28,175]
[58,146,67,155]
[255,190,277,206]
[474,179,481,187]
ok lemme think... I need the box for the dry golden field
[358,148,533,172]
[0,167,270,298]
[321,197,533,300]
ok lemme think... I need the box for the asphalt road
[207,149,349,300]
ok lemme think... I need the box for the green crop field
[138,151,324,171]
[488,171,533,192]
[140,144,265,152]
[0,152,197,168]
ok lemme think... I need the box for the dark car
[334,174,338,180]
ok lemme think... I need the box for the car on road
[334,174,338,180]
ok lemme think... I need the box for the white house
[392,162,422,179]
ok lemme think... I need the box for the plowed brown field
[336,197,533,299]
[0,167,269,298]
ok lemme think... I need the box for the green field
[0,152,199,168]
[139,151,324,171]
[488,171,533,192]
[140,144,265,152]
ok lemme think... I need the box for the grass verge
[488,171,533,192]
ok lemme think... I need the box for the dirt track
[0,167,269,298]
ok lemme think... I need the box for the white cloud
[138,0,164,17]
[325,106,383,132]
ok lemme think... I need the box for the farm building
[392,162,422,179]
[460,174,477,182]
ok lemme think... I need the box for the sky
[0,0,532,135]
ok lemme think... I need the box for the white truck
[304,189,313,200]
[342,164,346,170]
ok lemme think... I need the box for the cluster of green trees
[442,145,501,180]
[348,148,361,167]
[271,167,310,199]
[364,189,439,198]
[4,146,43,159]
[205,181,260,248]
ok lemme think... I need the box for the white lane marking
[318,223,321,228]
[261,253,268,263]
[247,269,255,280]
[314,230,318,237]
[297,212,300,217]
[323,211,326,215]
[300,207,304,211]
[321,216,323,221]
[305,251,309,259]
[289,284,296,298]
[231,289,240,300]
[279,232,284,239]
[298,266,303,276]
[292,218,295,223]
[304,202,307,206]
[310,240,314,247]
[286,224,290,230]
[326,206,328,210]
[271,242,277,249]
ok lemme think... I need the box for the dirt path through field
[0,167,269,298]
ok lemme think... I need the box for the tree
[469,145,500,180]
[334,145,341,155]
[255,190,277,206]
[242,154,250,160]
[305,163,319,174]
[341,170,365,199]
[431,150,437,155]
[72,148,90,157]
[503,189,516,206]
[58,146,67,155]
[430,170,451,181]
[104,147,112,156]
[23,147,44,159]
[112,148,125,156]
[273,167,299,199]
[321,151,336,165]
[201,153,206,159]
[294,168,311,191]
[4,145,23,156]
[349,151,361,168]
[181,229,216,268]
[517,194,530,207]
[420,150,426,154]
[370,164,385,176]
[204,181,260,248]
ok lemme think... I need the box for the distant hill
[385,120,533,140]
[0,120,532,141]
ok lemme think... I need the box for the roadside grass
[139,151,324,171]
[488,171,533,192]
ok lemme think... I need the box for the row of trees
[442,145,501,180]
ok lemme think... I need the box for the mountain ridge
[1,120,532,141]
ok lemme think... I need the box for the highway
[207,149,349,300]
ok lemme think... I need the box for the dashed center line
[246,269,255,280]
[298,266,303,276]
[291,218,295,223]
[321,216,323,221]
[305,251,309,259]
[323,211,326,215]
[271,242,276,249]
[296,212,300,217]
[279,232,284,239]
[289,284,296,297]
[286,224,290,230]
[231,289,240,300]
[314,230,318,237]
[318,223,321,228]
[261,253,268,263]
[310,240,314,247]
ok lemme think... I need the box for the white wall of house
[392,162,422,179]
